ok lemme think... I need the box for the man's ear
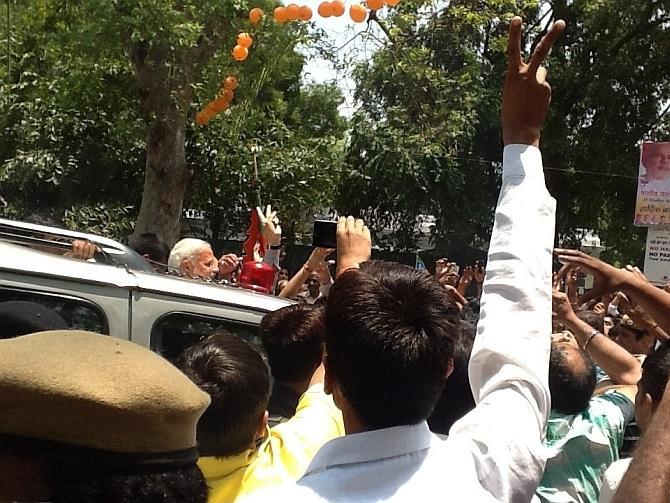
[181,258,193,277]
[255,410,269,441]
[638,392,655,430]
[444,358,455,380]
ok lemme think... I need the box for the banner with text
[635,141,670,226]
[644,227,670,285]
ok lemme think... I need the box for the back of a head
[428,319,477,434]
[179,332,270,457]
[260,304,324,382]
[549,342,597,415]
[640,343,670,405]
[0,330,210,502]
[168,238,211,272]
[0,301,67,339]
[50,465,207,503]
[131,232,170,265]
[325,261,457,430]
[575,310,604,333]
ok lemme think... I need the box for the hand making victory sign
[502,17,566,147]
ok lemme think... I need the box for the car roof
[0,218,154,273]
[0,241,294,314]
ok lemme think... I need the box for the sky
[283,0,390,116]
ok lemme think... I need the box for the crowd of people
[2,16,670,503]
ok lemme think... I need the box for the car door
[0,272,130,338]
[130,290,266,363]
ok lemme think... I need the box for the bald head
[549,342,596,415]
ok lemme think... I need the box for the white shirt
[241,145,555,502]
[597,457,632,503]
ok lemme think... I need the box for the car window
[0,287,109,334]
[151,312,260,363]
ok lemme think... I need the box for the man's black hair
[130,233,170,265]
[461,299,481,325]
[610,321,648,342]
[549,343,597,415]
[179,332,270,457]
[640,343,670,404]
[52,464,207,503]
[575,310,604,334]
[260,304,324,382]
[428,319,477,434]
[325,261,457,430]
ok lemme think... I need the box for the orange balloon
[237,32,253,48]
[274,6,288,22]
[195,112,208,125]
[317,1,333,17]
[386,0,399,5]
[218,89,234,102]
[299,5,313,20]
[286,3,300,20]
[232,44,249,61]
[211,97,230,113]
[349,3,367,22]
[331,0,345,16]
[223,75,239,91]
[367,0,383,10]
[249,7,264,24]
[203,104,217,118]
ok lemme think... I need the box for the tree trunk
[131,114,192,246]
[124,15,233,247]
[127,41,194,247]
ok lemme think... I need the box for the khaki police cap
[0,330,210,461]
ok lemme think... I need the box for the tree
[1,0,346,243]
[340,0,670,263]
[541,0,670,264]
[0,0,145,225]
[338,0,536,251]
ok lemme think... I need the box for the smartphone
[313,220,337,248]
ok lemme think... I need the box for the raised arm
[455,17,564,501]
[258,205,282,271]
[553,290,641,385]
[279,248,333,299]
[469,14,563,417]
[555,249,670,338]
[612,380,670,503]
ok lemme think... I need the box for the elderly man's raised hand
[336,216,371,277]
[218,253,240,278]
[502,17,565,147]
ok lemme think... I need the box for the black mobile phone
[312,220,337,248]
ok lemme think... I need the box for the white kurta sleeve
[452,144,556,502]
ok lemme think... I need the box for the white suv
[0,220,293,361]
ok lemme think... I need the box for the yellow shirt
[198,383,344,503]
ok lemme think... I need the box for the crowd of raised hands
[552,249,670,344]
[433,258,486,307]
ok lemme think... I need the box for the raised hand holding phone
[336,216,371,277]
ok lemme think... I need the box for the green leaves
[340,1,516,250]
